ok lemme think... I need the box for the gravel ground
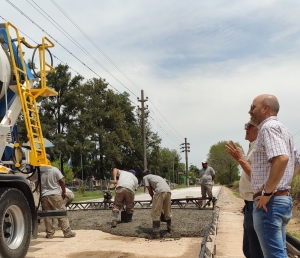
[38,208,214,239]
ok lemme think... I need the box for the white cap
[202,159,207,163]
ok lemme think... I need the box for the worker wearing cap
[198,159,215,206]
[111,168,138,227]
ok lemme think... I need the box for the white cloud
[2,0,300,167]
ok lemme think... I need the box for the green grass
[287,231,300,240]
[73,190,105,202]
[73,184,189,202]
[73,188,159,202]
[227,180,242,199]
[231,190,242,199]
[173,184,189,189]
[291,173,300,200]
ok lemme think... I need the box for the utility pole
[137,90,149,171]
[180,138,190,187]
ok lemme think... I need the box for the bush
[232,180,239,189]
[225,180,239,188]
[291,173,300,199]
[77,181,85,195]
[52,159,74,184]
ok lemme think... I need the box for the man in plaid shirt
[249,94,300,258]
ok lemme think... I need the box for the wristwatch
[262,189,273,196]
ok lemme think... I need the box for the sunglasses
[250,104,266,111]
[245,123,254,130]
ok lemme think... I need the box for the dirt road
[26,186,238,258]
[27,231,202,258]
[25,184,300,258]
[214,186,244,257]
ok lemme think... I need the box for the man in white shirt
[225,122,263,258]
[143,169,172,239]
[198,160,215,206]
[111,168,138,227]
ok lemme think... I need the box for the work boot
[127,213,133,222]
[166,220,172,233]
[111,210,119,228]
[152,221,160,239]
[64,231,76,238]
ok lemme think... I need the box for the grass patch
[291,173,300,200]
[74,190,105,202]
[73,184,188,202]
[227,180,242,199]
[287,231,300,240]
[172,184,189,189]
[231,190,242,199]
[73,188,156,202]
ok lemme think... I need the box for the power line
[48,0,184,144]
[50,0,142,93]
[149,112,182,144]
[148,99,184,140]
[293,130,300,138]
[1,5,185,150]
[148,115,181,148]
[22,0,138,98]
[4,1,111,86]
[0,13,181,150]
[148,105,183,142]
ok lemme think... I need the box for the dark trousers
[243,201,264,258]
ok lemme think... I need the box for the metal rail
[197,208,300,258]
[197,207,300,258]
[286,233,300,257]
[68,196,217,211]
[199,207,219,258]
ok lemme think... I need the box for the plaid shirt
[251,116,300,193]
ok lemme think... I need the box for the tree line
[18,64,243,185]
[17,64,183,183]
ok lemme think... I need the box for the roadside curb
[199,187,222,257]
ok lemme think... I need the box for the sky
[2,0,300,170]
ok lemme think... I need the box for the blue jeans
[253,196,292,258]
[243,201,264,258]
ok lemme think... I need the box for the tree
[15,63,182,184]
[151,148,181,182]
[146,132,161,176]
[189,164,200,185]
[207,141,242,185]
[73,78,140,179]
[52,159,74,184]
[36,63,84,166]
[177,162,186,185]
[16,63,84,170]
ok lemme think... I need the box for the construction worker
[143,169,172,239]
[111,168,138,227]
[38,154,76,238]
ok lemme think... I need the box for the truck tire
[0,188,31,258]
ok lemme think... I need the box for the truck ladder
[4,22,57,167]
